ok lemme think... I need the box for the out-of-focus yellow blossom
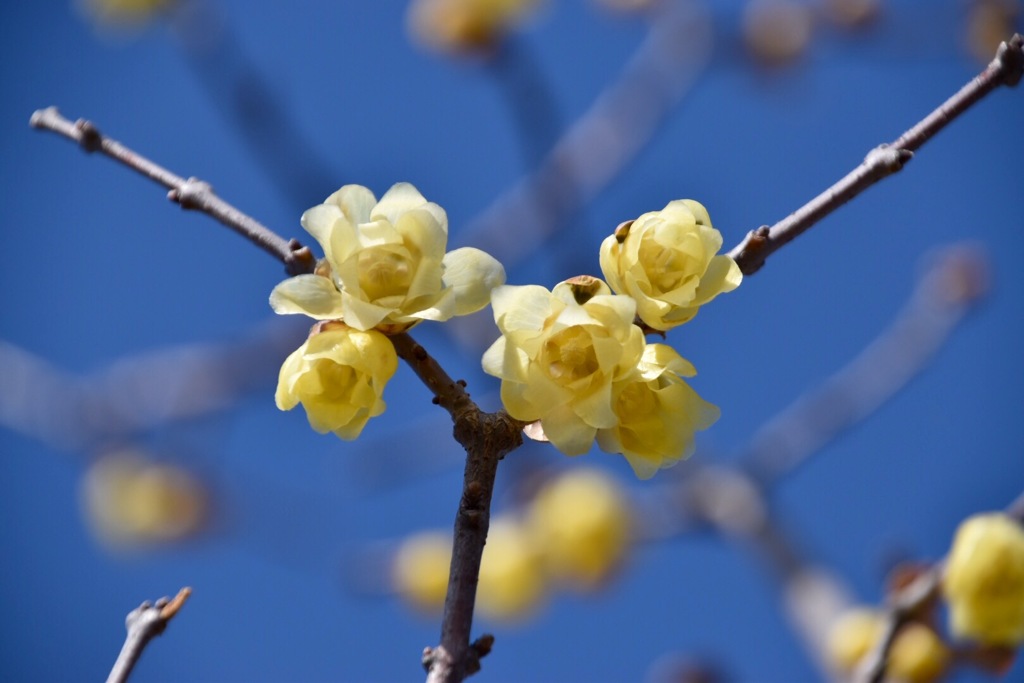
[482,277,645,456]
[965,1,1020,65]
[827,608,883,672]
[741,0,813,66]
[596,344,720,479]
[82,0,171,26]
[275,323,398,440]
[408,0,541,55]
[827,610,950,683]
[392,530,452,614]
[889,623,951,683]
[944,512,1024,645]
[824,0,880,28]
[271,183,504,333]
[599,200,741,332]
[80,450,207,548]
[527,468,631,588]
[477,518,547,620]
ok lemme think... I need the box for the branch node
[995,34,1024,87]
[464,634,495,676]
[730,225,772,275]
[75,119,103,153]
[171,177,213,210]
[865,145,912,175]
[284,239,317,276]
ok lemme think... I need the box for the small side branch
[106,587,192,683]
[728,34,1023,275]
[29,107,315,276]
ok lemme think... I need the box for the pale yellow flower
[482,277,645,455]
[276,324,398,440]
[944,512,1024,646]
[599,199,741,331]
[477,518,547,621]
[82,0,171,25]
[271,183,505,332]
[826,609,950,683]
[596,343,720,479]
[527,468,631,588]
[408,0,541,54]
[392,530,452,614]
[80,449,207,548]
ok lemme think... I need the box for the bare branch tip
[159,587,192,621]
[29,106,57,129]
[996,34,1024,87]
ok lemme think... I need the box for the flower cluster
[407,0,541,55]
[484,198,738,478]
[271,183,505,438]
[827,609,950,683]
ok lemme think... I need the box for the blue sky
[1,1,1022,681]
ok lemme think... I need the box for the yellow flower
[477,518,547,621]
[944,512,1024,646]
[80,449,207,548]
[275,324,398,440]
[599,199,741,331]
[527,468,631,589]
[826,609,950,683]
[271,183,505,333]
[596,344,720,479]
[82,0,171,25]
[408,0,541,54]
[392,531,452,614]
[482,277,645,455]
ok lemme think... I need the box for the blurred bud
[823,0,881,28]
[80,0,173,27]
[889,623,951,683]
[827,609,951,682]
[527,468,632,589]
[80,449,207,548]
[965,1,1020,65]
[407,0,542,55]
[741,0,813,66]
[477,518,547,620]
[392,530,452,614]
[827,608,885,672]
[944,513,1024,646]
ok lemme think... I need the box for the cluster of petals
[83,0,171,25]
[600,199,742,331]
[482,277,719,478]
[271,182,505,333]
[275,324,398,441]
[943,512,1024,646]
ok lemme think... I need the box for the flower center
[639,241,696,292]
[313,359,356,401]
[543,327,599,384]
[358,248,414,302]
[616,381,657,420]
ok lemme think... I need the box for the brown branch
[31,108,528,681]
[28,107,315,276]
[728,33,1023,275]
[105,587,192,683]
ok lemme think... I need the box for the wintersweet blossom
[527,468,631,588]
[599,199,741,331]
[482,277,645,456]
[275,323,398,440]
[827,610,949,683]
[83,0,171,25]
[408,0,541,54]
[596,344,720,479]
[270,183,504,333]
[943,513,1024,645]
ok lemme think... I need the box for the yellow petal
[269,275,345,320]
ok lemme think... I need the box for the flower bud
[944,513,1024,646]
[275,324,398,440]
[599,199,741,331]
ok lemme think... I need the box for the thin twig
[28,107,316,276]
[728,34,1023,275]
[105,587,192,683]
